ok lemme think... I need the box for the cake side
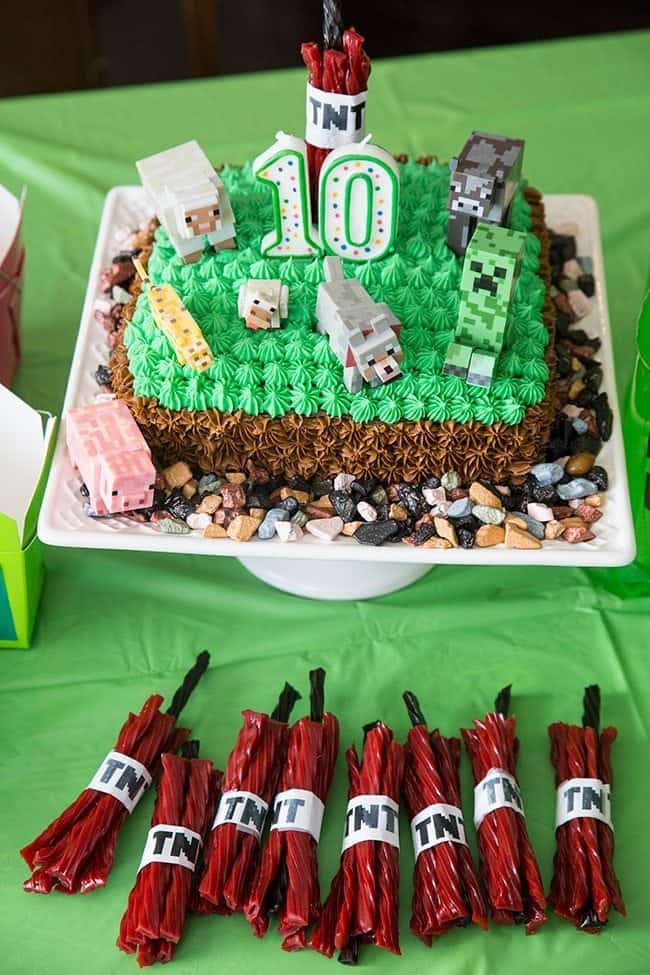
[111,185,556,483]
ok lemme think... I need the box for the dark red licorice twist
[548,684,625,932]
[462,686,547,934]
[245,668,339,949]
[118,741,222,966]
[301,24,371,205]
[402,691,487,943]
[21,652,210,895]
[311,721,405,963]
[195,682,300,915]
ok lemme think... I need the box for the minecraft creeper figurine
[443,223,526,387]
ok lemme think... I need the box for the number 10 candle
[253,131,399,263]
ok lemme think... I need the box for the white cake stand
[39,188,635,600]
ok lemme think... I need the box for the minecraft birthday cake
[84,22,611,551]
[110,139,555,483]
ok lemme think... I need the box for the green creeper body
[444,223,526,387]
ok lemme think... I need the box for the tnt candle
[252,132,320,258]
[318,136,399,261]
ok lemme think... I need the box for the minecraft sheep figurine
[238,279,288,331]
[316,257,403,394]
[443,223,526,388]
[136,140,236,264]
[447,131,524,256]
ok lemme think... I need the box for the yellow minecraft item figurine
[133,259,213,373]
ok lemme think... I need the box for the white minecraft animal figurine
[136,140,236,264]
[316,257,403,395]
[237,279,288,331]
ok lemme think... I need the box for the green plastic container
[623,277,650,567]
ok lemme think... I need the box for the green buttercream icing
[349,393,377,423]
[126,161,547,424]
[238,385,262,413]
[320,387,351,418]
[291,388,320,415]
[497,398,526,424]
[376,395,402,424]
[425,394,449,422]
[263,387,291,417]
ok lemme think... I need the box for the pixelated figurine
[447,132,524,257]
[66,399,156,516]
[237,279,288,331]
[136,140,236,264]
[443,223,526,388]
[133,258,213,372]
[316,257,403,395]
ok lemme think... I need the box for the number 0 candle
[252,132,320,258]
[318,136,399,261]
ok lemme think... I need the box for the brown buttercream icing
[110,183,556,482]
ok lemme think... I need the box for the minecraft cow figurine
[238,279,288,331]
[316,257,403,395]
[443,223,526,388]
[136,140,236,264]
[447,132,524,257]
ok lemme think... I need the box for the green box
[0,386,56,649]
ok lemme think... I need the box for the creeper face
[443,223,526,387]
[456,224,526,352]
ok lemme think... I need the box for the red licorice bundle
[548,685,625,932]
[118,743,222,966]
[21,652,210,895]
[462,686,547,934]
[245,669,339,949]
[311,721,405,962]
[195,682,300,915]
[301,25,371,203]
[402,692,487,943]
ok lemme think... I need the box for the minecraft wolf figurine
[443,223,526,388]
[316,257,403,394]
[447,131,524,256]
[137,140,236,264]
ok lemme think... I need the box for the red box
[0,186,25,387]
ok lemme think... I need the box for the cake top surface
[124,158,549,426]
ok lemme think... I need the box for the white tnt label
[270,788,325,843]
[474,768,525,829]
[88,750,152,813]
[212,790,269,841]
[306,83,368,149]
[410,803,468,859]
[138,824,202,873]
[342,794,400,852]
[556,778,613,830]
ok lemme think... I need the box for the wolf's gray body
[316,258,403,395]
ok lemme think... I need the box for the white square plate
[38,188,636,591]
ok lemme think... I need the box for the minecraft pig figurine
[447,131,524,256]
[238,278,288,331]
[137,140,236,264]
[316,257,403,394]
[443,223,526,388]
[66,399,156,516]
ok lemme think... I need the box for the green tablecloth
[1,30,650,975]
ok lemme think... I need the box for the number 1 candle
[252,132,320,258]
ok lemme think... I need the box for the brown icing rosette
[111,184,556,483]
